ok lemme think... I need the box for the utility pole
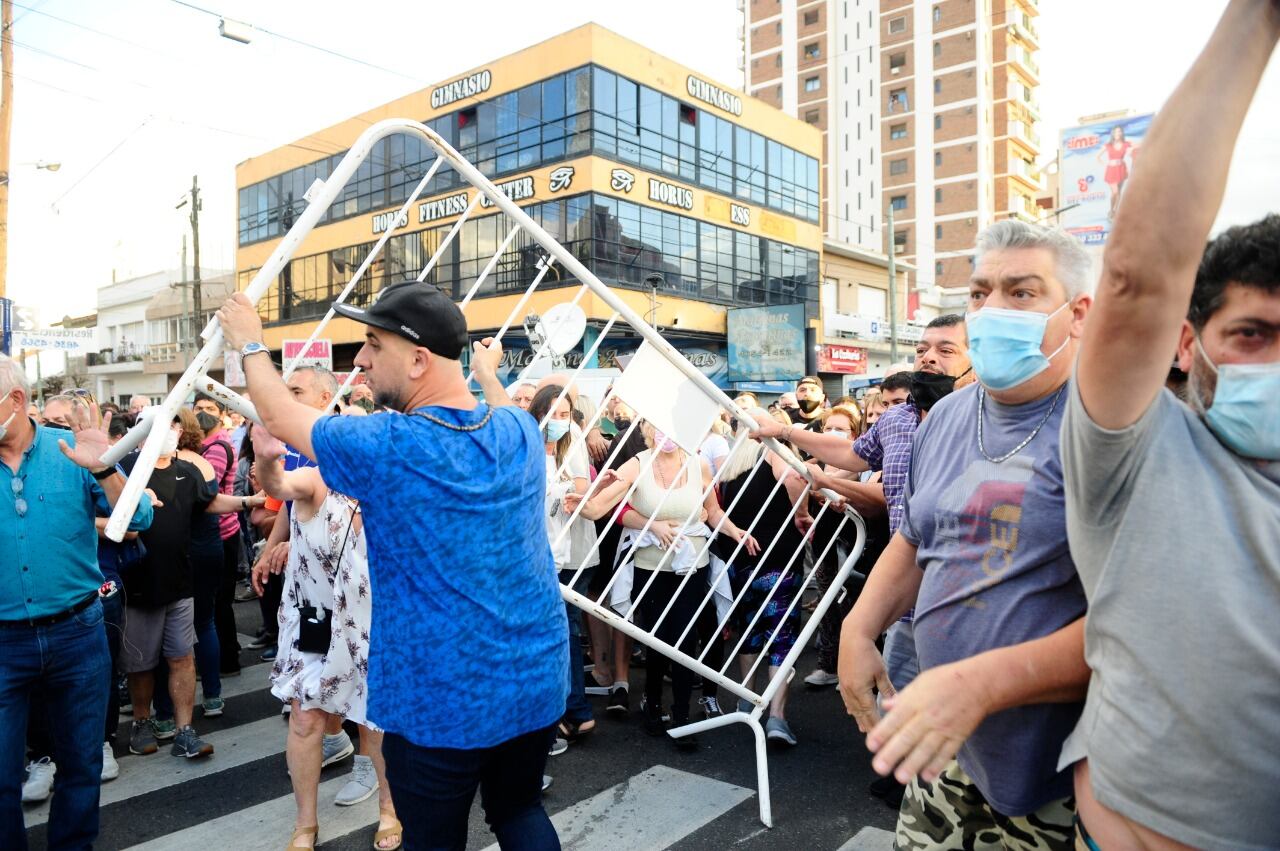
[188,175,202,339]
[0,0,15,301]
[886,203,899,364]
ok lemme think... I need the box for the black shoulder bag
[295,500,359,655]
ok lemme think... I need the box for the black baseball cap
[332,281,469,359]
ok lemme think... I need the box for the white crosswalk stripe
[836,826,896,851]
[121,775,383,851]
[24,715,289,828]
[481,765,752,851]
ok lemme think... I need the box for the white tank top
[630,449,709,571]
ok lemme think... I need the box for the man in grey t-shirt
[837,217,1096,850]
[1065,5,1280,849]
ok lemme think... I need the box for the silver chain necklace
[411,407,494,432]
[976,384,1066,463]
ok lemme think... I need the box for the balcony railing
[144,342,181,366]
[1008,45,1039,78]
[86,347,144,367]
[1008,119,1041,148]
[1011,15,1039,46]
[1009,158,1042,186]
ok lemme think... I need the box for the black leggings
[214,535,242,672]
[632,567,704,721]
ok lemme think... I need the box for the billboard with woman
[1059,113,1154,245]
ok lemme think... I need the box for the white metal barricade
[101,119,867,827]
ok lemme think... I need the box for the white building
[85,269,230,406]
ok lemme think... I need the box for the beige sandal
[373,812,403,851]
[287,825,318,851]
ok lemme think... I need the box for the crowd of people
[1,6,1277,850]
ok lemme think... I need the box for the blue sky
[6,0,1277,332]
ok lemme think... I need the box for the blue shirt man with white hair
[0,353,153,849]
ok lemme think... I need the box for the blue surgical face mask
[965,301,1071,391]
[544,419,570,443]
[1192,337,1280,461]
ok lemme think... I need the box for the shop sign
[282,339,333,371]
[726,303,806,383]
[686,75,743,116]
[372,209,409,234]
[480,175,536,208]
[431,69,492,109]
[418,192,470,224]
[818,343,867,375]
[730,203,750,227]
[647,177,694,210]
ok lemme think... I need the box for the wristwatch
[240,341,270,359]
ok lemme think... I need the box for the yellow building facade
[235,25,824,388]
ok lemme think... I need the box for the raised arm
[1079,0,1280,429]
[749,415,870,473]
[216,294,325,457]
[471,337,513,407]
[250,425,322,505]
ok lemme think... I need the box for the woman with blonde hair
[566,421,759,747]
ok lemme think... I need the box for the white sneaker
[803,668,840,687]
[22,757,55,803]
[101,743,120,782]
[333,755,378,806]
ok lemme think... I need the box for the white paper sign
[611,341,721,454]
[14,327,95,353]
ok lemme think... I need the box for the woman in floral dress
[251,425,401,851]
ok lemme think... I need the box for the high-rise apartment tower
[742,0,1041,305]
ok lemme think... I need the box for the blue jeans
[0,600,110,851]
[883,620,920,693]
[562,567,592,725]
[382,726,559,851]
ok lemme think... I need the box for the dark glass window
[239,64,821,246]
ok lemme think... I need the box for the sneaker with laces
[803,668,840,688]
[541,774,553,792]
[171,725,214,759]
[334,755,379,806]
[234,581,258,603]
[260,646,278,662]
[129,720,158,755]
[202,697,225,718]
[548,737,568,757]
[150,718,176,741]
[321,731,355,767]
[21,758,55,802]
[698,696,723,719]
[606,682,629,717]
[765,716,797,746]
[101,742,120,781]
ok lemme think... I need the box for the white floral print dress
[269,490,375,726]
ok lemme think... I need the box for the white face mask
[825,428,849,440]
[161,429,180,456]
[0,401,16,442]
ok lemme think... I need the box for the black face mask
[195,411,221,433]
[909,370,959,412]
[42,421,72,431]
[613,417,632,432]
[797,398,822,414]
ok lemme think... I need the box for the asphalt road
[23,596,900,850]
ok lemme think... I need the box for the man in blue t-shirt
[218,281,567,850]
[835,222,1096,851]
